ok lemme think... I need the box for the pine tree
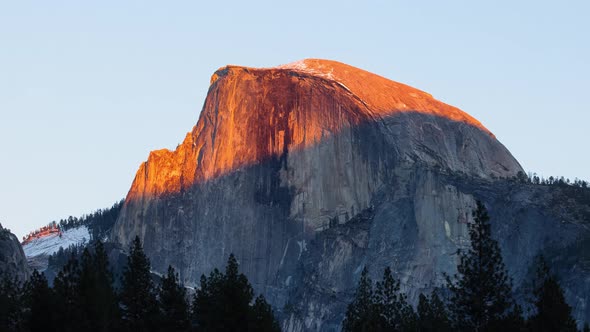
[417,291,451,332]
[504,303,525,331]
[192,268,224,331]
[527,257,577,332]
[120,236,159,332]
[445,201,521,331]
[24,270,56,332]
[192,254,254,331]
[159,265,190,332]
[374,267,416,330]
[94,240,121,331]
[342,267,380,332]
[0,277,24,332]
[248,294,281,332]
[79,242,120,332]
[53,254,82,331]
[191,253,281,331]
[223,254,254,330]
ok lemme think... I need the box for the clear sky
[1,1,588,239]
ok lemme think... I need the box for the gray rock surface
[284,171,589,331]
[113,60,590,330]
[0,224,29,283]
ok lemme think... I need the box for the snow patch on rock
[23,226,89,258]
[276,59,336,81]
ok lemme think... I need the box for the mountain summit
[113,60,588,330]
[125,59,520,200]
[276,59,491,134]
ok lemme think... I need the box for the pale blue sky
[1,1,588,239]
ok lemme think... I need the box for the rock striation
[113,59,590,330]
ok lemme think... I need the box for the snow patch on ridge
[23,226,89,258]
[278,60,359,100]
[276,59,336,81]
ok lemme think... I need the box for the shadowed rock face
[113,59,590,330]
[0,224,29,283]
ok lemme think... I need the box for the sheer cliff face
[0,226,29,283]
[114,59,550,329]
[119,59,521,232]
[125,59,520,199]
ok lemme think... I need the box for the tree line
[57,200,124,240]
[343,201,589,332]
[4,201,588,331]
[25,200,124,243]
[0,237,280,332]
[514,171,589,189]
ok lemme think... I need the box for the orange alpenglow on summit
[126,59,493,200]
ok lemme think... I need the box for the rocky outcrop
[0,224,29,283]
[22,225,90,272]
[113,59,590,330]
[284,172,588,330]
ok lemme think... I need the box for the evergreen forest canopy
[0,237,280,332]
[3,201,587,331]
[342,201,589,332]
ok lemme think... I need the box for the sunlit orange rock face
[127,59,496,201]
[114,59,528,330]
